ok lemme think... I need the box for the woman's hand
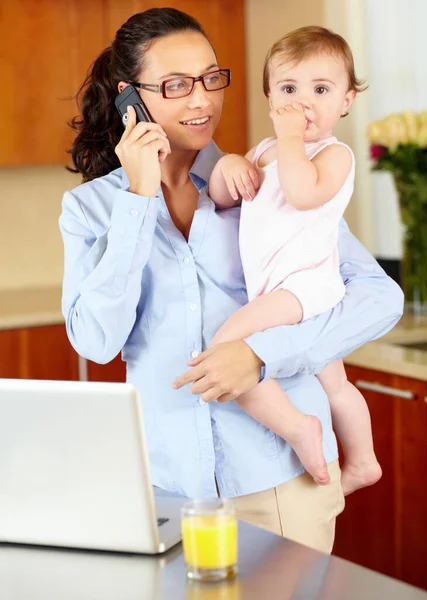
[219,154,259,201]
[172,340,264,403]
[270,102,306,139]
[115,105,171,197]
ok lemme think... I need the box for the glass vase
[393,174,427,313]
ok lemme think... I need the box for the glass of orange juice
[181,498,238,582]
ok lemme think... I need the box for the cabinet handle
[355,380,414,400]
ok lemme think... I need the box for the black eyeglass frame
[129,68,231,99]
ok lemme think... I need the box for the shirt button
[148,212,153,218]
[183,257,190,264]
[189,303,197,312]
[199,397,205,406]
[215,446,221,451]
[191,350,199,359]
[130,209,139,217]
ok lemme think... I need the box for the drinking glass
[181,498,238,582]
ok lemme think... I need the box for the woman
[60,7,403,554]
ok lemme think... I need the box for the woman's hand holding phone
[114,105,170,197]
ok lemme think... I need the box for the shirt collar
[119,140,224,193]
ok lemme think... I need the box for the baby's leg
[237,379,330,486]
[209,290,329,486]
[317,360,382,496]
[211,289,303,346]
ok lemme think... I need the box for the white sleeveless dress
[239,135,355,320]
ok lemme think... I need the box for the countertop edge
[345,341,427,382]
[0,313,65,331]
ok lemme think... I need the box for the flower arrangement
[367,110,427,312]
[368,110,427,167]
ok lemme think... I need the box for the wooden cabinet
[396,376,427,589]
[0,322,124,382]
[1,1,75,165]
[334,364,427,590]
[87,355,126,383]
[0,330,21,378]
[1,0,246,165]
[0,325,78,380]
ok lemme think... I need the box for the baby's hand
[270,102,307,139]
[219,154,259,201]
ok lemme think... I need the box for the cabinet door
[23,325,79,380]
[335,365,427,590]
[333,365,397,578]
[394,373,427,589]
[0,325,78,380]
[87,355,126,383]
[0,330,21,378]
[1,0,111,165]
[1,0,75,165]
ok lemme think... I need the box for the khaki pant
[232,460,345,554]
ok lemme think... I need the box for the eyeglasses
[130,69,231,99]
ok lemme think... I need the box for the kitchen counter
[346,313,427,381]
[0,286,63,330]
[1,518,426,600]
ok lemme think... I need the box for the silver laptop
[0,378,183,554]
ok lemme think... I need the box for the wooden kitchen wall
[1,0,246,166]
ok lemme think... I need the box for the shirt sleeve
[245,219,404,379]
[59,189,159,364]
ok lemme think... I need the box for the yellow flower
[384,114,408,149]
[402,110,418,143]
[417,123,427,148]
[367,109,427,150]
[367,121,385,145]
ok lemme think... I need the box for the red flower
[370,144,386,160]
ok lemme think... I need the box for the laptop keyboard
[157,517,169,527]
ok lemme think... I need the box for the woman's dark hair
[68,8,208,182]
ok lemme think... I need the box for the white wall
[364,0,427,259]
[324,0,373,251]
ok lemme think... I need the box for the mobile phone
[115,84,154,126]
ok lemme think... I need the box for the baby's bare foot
[341,460,382,496]
[288,415,330,486]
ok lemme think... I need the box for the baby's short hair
[263,25,367,96]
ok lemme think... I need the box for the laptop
[0,378,183,554]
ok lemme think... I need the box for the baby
[208,26,382,496]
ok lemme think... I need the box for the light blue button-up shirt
[59,141,403,499]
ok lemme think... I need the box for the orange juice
[182,514,238,569]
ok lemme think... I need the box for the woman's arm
[60,188,158,364]
[244,219,404,379]
[61,108,170,363]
